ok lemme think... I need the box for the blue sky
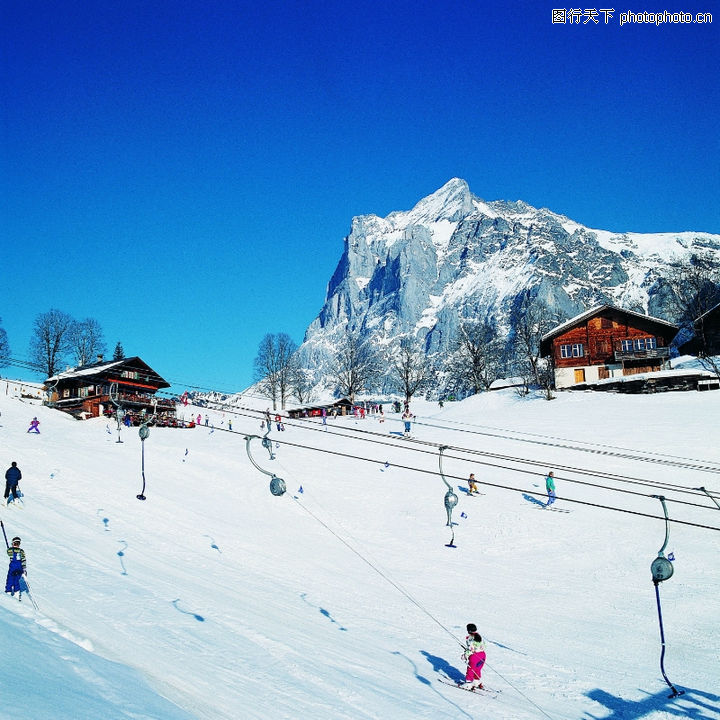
[2,0,718,393]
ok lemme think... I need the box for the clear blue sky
[2,0,718,393]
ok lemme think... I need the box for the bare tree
[68,318,106,366]
[289,364,315,404]
[512,292,559,398]
[330,329,378,403]
[253,333,298,410]
[0,318,9,369]
[447,321,500,395]
[388,336,431,406]
[29,309,74,378]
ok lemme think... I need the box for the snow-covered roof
[46,359,126,382]
[45,356,170,388]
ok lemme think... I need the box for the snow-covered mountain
[298,178,720,388]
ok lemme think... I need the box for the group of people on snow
[4,462,28,599]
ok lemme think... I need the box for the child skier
[460,623,486,690]
[402,410,414,437]
[545,471,556,506]
[5,537,27,598]
[27,417,40,433]
[467,473,479,495]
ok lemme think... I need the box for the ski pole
[0,520,8,548]
[21,577,39,610]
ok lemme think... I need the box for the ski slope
[0,381,718,720]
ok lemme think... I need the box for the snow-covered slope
[1,380,719,719]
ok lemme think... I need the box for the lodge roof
[46,356,171,389]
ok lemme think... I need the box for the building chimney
[97,354,104,363]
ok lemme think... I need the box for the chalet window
[63,388,70,398]
[632,337,656,350]
[121,370,138,380]
[560,343,584,358]
[620,339,633,352]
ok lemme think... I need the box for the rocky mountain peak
[298,179,720,395]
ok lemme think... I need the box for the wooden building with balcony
[45,356,175,422]
[540,305,679,389]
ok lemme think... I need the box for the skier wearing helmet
[5,537,27,598]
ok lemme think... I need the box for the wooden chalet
[679,301,720,357]
[45,356,175,422]
[540,305,678,389]
[286,398,353,419]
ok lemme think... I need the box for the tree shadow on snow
[299,592,347,631]
[585,686,720,720]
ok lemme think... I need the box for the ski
[438,678,500,697]
[533,505,570,513]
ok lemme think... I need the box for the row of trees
[253,251,720,409]
[0,309,126,378]
[253,292,559,409]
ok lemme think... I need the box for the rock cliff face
[297,178,720,390]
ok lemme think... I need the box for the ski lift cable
[276,417,719,503]
[170,395,720,492]
[163,389,720,475]
[419,413,720,471]
[217,409,719,506]
[185,411,720,519]
[267,434,720,532]
[412,417,720,475]
[183,398,714,495]
[288,492,556,719]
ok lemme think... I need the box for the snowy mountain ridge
[297,178,720,389]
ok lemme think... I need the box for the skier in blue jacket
[5,537,27,598]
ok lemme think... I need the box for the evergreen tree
[113,342,126,360]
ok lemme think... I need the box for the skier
[460,623,486,690]
[402,410,413,437]
[467,473,479,495]
[27,417,40,433]
[545,471,556,506]
[4,462,22,504]
[5,537,26,598]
